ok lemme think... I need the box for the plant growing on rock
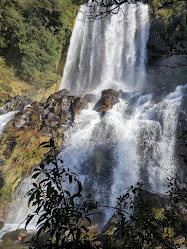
[26,138,99,249]
[112,185,181,249]
[25,138,187,248]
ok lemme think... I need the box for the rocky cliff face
[146,1,187,89]
[0,89,120,217]
[0,89,89,217]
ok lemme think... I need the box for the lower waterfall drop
[59,1,187,224]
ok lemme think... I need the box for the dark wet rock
[139,189,170,210]
[102,212,122,235]
[140,190,187,236]
[0,95,31,115]
[175,95,187,181]
[95,89,119,115]
[102,89,119,98]
[151,86,176,103]
[84,94,96,103]
[0,92,12,109]
[32,233,50,247]
[71,97,88,116]
[2,228,27,243]
[48,89,70,100]
[21,233,34,244]
[0,221,4,230]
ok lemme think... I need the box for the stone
[0,95,32,115]
[94,89,119,115]
[71,97,88,116]
[102,89,119,98]
[0,221,4,230]
[48,89,70,100]
[102,211,122,235]
[83,94,96,103]
[76,218,99,234]
[21,233,34,244]
[2,228,27,243]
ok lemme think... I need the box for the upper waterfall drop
[60,2,150,95]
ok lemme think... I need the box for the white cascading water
[60,3,150,95]
[59,1,187,223]
[0,111,17,137]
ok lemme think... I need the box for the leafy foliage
[0,0,79,89]
[25,138,187,248]
[113,185,180,248]
[26,138,98,249]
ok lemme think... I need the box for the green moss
[0,0,80,91]
[0,126,51,203]
[61,116,67,124]
[30,113,39,121]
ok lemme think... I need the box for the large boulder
[0,221,4,230]
[140,189,187,236]
[84,94,96,103]
[94,89,119,115]
[2,228,27,243]
[71,97,88,117]
[175,94,187,180]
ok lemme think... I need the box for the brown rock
[102,89,119,98]
[17,233,26,241]
[0,221,4,230]
[21,233,34,244]
[71,97,88,116]
[84,94,96,103]
[95,89,119,115]
[2,228,27,243]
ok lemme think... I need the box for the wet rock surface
[2,228,27,243]
[175,94,187,180]
[0,95,32,115]
[71,97,88,117]
[95,89,119,115]
[0,221,4,230]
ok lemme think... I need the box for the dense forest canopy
[0,0,79,93]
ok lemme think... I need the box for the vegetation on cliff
[24,139,187,248]
[0,0,79,99]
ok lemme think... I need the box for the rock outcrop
[0,89,92,219]
[95,89,119,115]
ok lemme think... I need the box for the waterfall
[59,1,186,224]
[1,1,186,234]
[60,2,150,95]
